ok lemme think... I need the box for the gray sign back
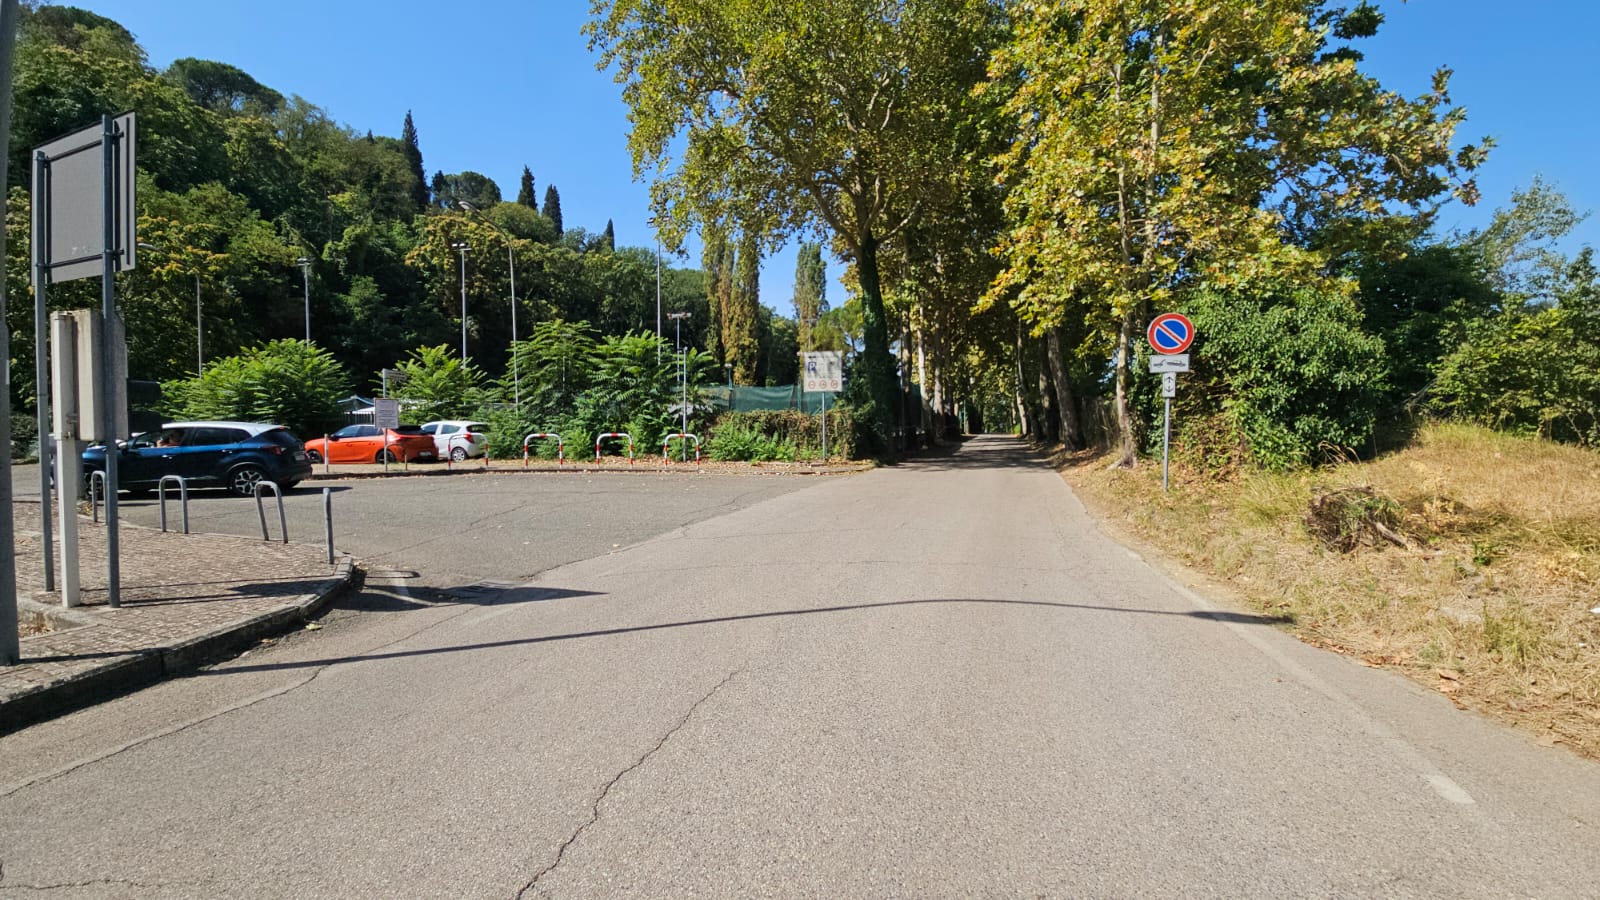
[32,112,136,283]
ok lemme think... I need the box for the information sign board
[373,398,401,430]
[802,351,843,393]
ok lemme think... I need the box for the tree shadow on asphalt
[884,437,1050,472]
[199,595,1292,676]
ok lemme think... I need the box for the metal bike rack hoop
[157,475,190,534]
[594,432,634,465]
[523,432,564,466]
[253,480,289,543]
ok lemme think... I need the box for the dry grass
[1054,423,1600,759]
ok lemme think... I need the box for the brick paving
[2,500,351,728]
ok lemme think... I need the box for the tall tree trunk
[854,232,898,450]
[1014,320,1037,437]
[1047,328,1082,450]
[914,324,934,445]
[1037,337,1059,444]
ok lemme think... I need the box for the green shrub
[1182,283,1389,470]
[706,420,796,461]
[162,339,348,438]
[705,408,864,461]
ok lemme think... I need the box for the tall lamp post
[296,256,312,343]
[667,311,690,460]
[458,201,519,411]
[450,242,469,361]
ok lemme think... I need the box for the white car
[419,420,489,461]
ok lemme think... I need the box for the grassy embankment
[1055,423,1600,759]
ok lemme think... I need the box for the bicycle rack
[254,481,288,543]
[595,432,634,465]
[662,433,702,464]
[157,475,190,534]
[89,470,107,523]
[523,432,564,466]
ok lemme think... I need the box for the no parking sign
[1147,312,1195,354]
[1146,312,1196,494]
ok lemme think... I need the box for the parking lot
[10,463,825,591]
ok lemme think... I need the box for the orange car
[303,424,437,463]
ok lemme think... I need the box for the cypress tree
[727,230,762,383]
[602,219,615,252]
[517,166,537,211]
[543,184,564,236]
[429,170,448,209]
[792,242,827,350]
[401,111,428,211]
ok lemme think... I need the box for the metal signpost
[32,111,136,607]
[1147,312,1195,493]
[802,351,843,461]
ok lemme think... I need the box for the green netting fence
[707,385,837,413]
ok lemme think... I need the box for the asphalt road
[3,437,1599,897]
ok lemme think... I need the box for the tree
[163,340,349,437]
[793,242,827,350]
[587,0,1002,447]
[543,184,564,236]
[401,111,429,212]
[430,170,448,207]
[432,171,502,211]
[517,165,538,211]
[1430,249,1600,446]
[987,0,1487,465]
[602,219,616,252]
[725,230,762,383]
[390,345,489,422]
[164,58,282,115]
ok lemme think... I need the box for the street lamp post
[458,201,519,411]
[667,311,690,460]
[450,242,469,361]
[296,257,312,343]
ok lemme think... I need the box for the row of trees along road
[593,0,1597,464]
[7,3,1597,465]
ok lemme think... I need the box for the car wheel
[306,449,323,463]
[229,464,267,496]
[450,446,469,461]
[377,449,400,463]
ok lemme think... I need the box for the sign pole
[32,150,53,593]
[100,113,121,608]
[0,0,22,663]
[1162,397,1171,493]
[819,392,832,461]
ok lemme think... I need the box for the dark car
[82,420,313,497]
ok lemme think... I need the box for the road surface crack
[513,667,743,898]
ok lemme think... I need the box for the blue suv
[82,420,313,496]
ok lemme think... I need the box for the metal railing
[157,475,190,534]
[594,432,634,465]
[253,481,288,543]
[523,432,564,466]
[662,433,702,464]
[89,470,107,523]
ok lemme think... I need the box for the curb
[1,555,357,734]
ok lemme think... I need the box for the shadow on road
[200,595,1292,677]
[888,436,1048,472]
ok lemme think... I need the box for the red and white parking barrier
[523,432,565,466]
[595,431,634,465]
[662,433,701,464]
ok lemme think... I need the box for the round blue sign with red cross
[1147,312,1195,354]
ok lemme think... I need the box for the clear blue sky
[74,0,1600,317]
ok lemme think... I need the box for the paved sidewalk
[2,500,353,732]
